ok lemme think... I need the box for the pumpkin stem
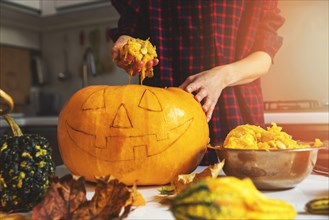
[2,114,23,137]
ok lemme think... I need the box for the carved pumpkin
[57,85,209,185]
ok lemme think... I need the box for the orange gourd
[57,85,209,185]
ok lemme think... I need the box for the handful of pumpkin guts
[119,38,157,82]
[223,122,323,150]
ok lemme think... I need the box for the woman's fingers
[112,48,119,60]
[194,87,208,102]
[132,61,144,73]
[179,76,217,121]
[201,97,215,122]
[146,59,159,70]
[194,88,216,121]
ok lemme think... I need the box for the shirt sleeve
[251,0,285,60]
[110,0,149,42]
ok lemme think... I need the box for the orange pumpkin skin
[57,85,209,185]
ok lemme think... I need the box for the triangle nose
[112,104,133,128]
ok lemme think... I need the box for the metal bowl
[215,146,323,190]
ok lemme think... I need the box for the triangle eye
[82,89,105,110]
[138,89,162,112]
[112,104,133,128]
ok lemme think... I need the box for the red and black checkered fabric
[110,0,285,165]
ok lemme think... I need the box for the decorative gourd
[305,197,329,215]
[0,115,55,212]
[170,177,297,220]
[57,85,209,185]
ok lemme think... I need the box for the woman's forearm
[215,51,272,88]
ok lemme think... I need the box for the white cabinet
[1,0,111,16]
[0,0,116,47]
[2,0,40,10]
[54,0,107,9]
[41,0,111,16]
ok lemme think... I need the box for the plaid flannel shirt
[110,0,285,164]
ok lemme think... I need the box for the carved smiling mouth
[65,118,193,162]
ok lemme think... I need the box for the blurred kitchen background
[0,0,328,165]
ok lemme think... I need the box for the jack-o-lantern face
[58,85,209,185]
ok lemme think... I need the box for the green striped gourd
[170,177,296,220]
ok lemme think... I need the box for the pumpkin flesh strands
[120,38,157,85]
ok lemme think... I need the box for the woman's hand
[179,68,226,122]
[112,35,159,76]
[180,51,272,122]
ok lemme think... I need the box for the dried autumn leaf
[82,176,132,219]
[193,160,225,181]
[171,161,225,194]
[171,173,196,194]
[58,175,88,214]
[32,174,144,220]
[127,184,146,207]
[32,175,87,219]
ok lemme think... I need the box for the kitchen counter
[1,111,328,127]
[3,166,328,219]
[54,166,329,220]
[265,111,329,124]
[0,115,58,127]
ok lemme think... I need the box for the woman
[110,0,285,164]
